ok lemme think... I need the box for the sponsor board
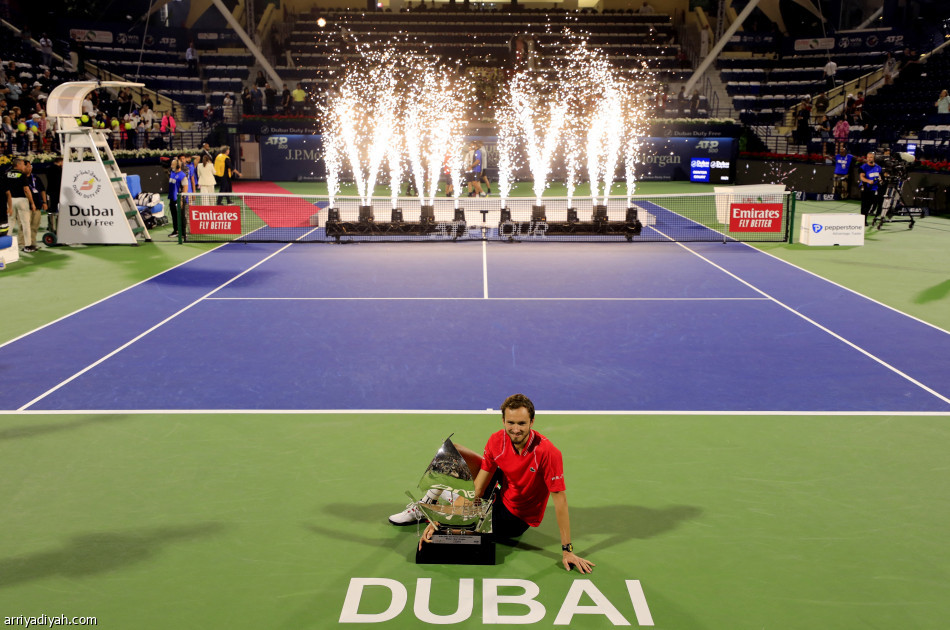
[728,202,784,232]
[794,37,834,51]
[188,205,242,235]
[58,162,136,244]
[69,29,113,44]
[257,135,735,182]
[798,213,864,246]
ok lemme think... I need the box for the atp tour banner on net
[258,135,735,183]
[339,577,654,626]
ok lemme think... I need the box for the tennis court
[1,184,948,629]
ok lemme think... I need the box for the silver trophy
[411,435,495,565]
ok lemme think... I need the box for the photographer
[858,152,883,226]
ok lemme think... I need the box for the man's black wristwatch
[562,543,573,553]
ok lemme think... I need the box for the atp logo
[696,140,720,151]
[71,170,102,199]
[812,224,823,234]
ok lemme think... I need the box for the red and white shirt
[480,429,566,527]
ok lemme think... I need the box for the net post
[788,191,797,244]
[177,197,184,245]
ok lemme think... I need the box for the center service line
[649,226,950,407]
[17,229,321,412]
[482,239,489,299]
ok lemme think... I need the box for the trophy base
[415,532,495,566]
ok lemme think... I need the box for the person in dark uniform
[859,152,883,225]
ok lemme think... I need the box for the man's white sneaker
[389,502,425,525]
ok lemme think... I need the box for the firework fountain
[320,34,655,226]
[493,37,654,216]
[321,46,469,216]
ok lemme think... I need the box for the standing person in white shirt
[196,154,217,204]
[823,58,838,91]
[185,42,198,76]
[38,34,53,69]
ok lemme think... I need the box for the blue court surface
[2,238,949,413]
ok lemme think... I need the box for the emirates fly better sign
[728,202,784,232]
[188,205,242,235]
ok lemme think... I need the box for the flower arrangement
[918,159,950,173]
[23,147,205,164]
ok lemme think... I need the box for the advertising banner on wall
[260,135,326,182]
[65,20,185,50]
[257,135,736,183]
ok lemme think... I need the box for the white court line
[1,409,947,416]
[203,296,770,301]
[648,225,950,407]
[482,239,489,299]
[748,243,950,337]
[17,229,321,412]
[0,242,225,352]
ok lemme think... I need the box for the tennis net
[179,191,795,244]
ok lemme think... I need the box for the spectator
[845,93,856,123]
[689,89,701,117]
[936,89,950,116]
[883,52,898,85]
[6,157,37,252]
[794,96,811,146]
[166,159,187,238]
[822,57,837,91]
[197,154,217,203]
[832,146,853,199]
[186,42,198,76]
[213,146,240,204]
[46,156,62,232]
[833,116,850,153]
[292,82,308,113]
[858,152,883,225]
[814,92,829,117]
[24,160,45,249]
[38,33,53,69]
[254,71,266,89]
[264,83,277,114]
[853,91,865,123]
[201,142,215,162]
[6,78,21,104]
[82,93,95,118]
[675,86,687,114]
[281,85,292,113]
[160,109,176,148]
[140,103,155,131]
[251,86,263,115]
[654,85,668,113]
[816,114,831,158]
[37,69,54,94]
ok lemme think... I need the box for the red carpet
[233,181,321,228]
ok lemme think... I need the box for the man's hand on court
[418,522,437,550]
[562,551,595,574]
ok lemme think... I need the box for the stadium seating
[277,8,691,111]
